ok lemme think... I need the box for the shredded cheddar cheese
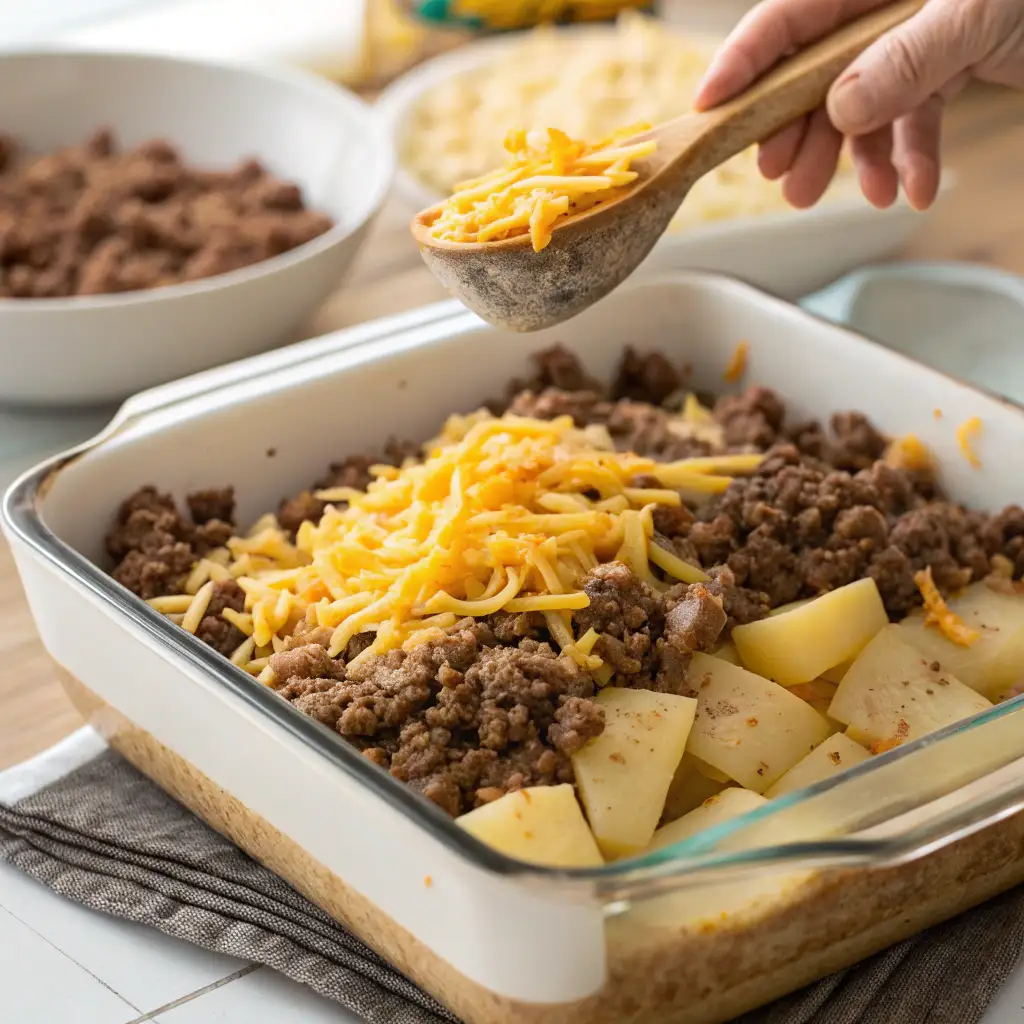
[884,434,934,474]
[426,125,657,252]
[956,416,983,469]
[183,411,762,678]
[723,342,749,384]
[914,566,980,647]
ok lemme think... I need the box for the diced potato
[828,624,993,749]
[896,582,1024,699]
[661,754,729,823]
[572,687,697,859]
[711,641,742,665]
[456,785,603,868]
[732,578,889,686]
[819,659,853,684]
[787,679,844,734]
[764,732,872,799]
[685,653,832,793]
[768,599,812,617]
[651,787,768,850]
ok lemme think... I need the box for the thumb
[826,0,983,135]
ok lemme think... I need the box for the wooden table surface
[3,84,1024,770]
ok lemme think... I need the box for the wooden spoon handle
[693,0,926,172]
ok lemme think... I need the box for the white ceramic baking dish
[376,29,953,300]
[7,272,1024,1024]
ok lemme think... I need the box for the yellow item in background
[353,0,469,89]
[405,0,654,31]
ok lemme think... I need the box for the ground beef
[270,623,604,816]
[107,485,241,601]
[574,562,733,694]
[277,443,420,535]
[0,128,333,298]
[612,347,683,405]
[187,487,235,525]
[503,344,602,403]
[713,386,785,450]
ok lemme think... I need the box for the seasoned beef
[271,624,604,816]
[575,563,732,694]
[195,616,245,657]
[612,347,683,405]
[107,485,241,600]
[507,387,609,427]
[0,128,332,299]
[664,584,727,652]
[713,386,785,449]
[277,444,420,535]
[187,487,235,525]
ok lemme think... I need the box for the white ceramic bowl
[0,48,394,408]
[376,28,951,301]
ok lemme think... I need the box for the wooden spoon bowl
[412,0,925,333]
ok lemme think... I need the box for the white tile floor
[0,862,361,1023]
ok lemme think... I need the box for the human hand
[694,0,1024,210]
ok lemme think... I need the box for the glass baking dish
[6,271,1024,1024]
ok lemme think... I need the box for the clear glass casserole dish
[6,272,1024,1024]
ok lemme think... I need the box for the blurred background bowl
[0,48,393,408]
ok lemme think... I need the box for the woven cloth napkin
[2,728,1023,1024]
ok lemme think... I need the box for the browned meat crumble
[0,128,333,299]
[105,346,1024,817]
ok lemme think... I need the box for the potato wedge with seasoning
[685,653,831,793]
[456,784,603,868]
[732,578,889,686]
[661,753,730,823]
[828,625,993,749]
[572,687,697,859]
[896,582,1024,699]
[650,787,768,850]
[765,732,872,799]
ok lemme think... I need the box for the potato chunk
[732,578,888,685]
[456,785,603,867]
[896,583,1024,699]
[765,732,872,799]
[662,754,729,822]
[572,688,697,859]
[710,641,742,665]
[651,787,768,850]
[828,624,993,749]
[685,653,832,793]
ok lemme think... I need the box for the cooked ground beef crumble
[106,346,1024,817]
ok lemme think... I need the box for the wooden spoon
[411,0,925,332]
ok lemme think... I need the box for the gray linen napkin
[1,730,1022,1024]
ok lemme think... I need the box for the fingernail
[829,73,871,134]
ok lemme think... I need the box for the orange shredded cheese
[193,411,758,677]
[870,719,910,755]
[914,566,980,647]
[426,124,657,252]
[723,342,749,384]
[933,408,943,420]
[884,433,934,474]
[956,416,983,469]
